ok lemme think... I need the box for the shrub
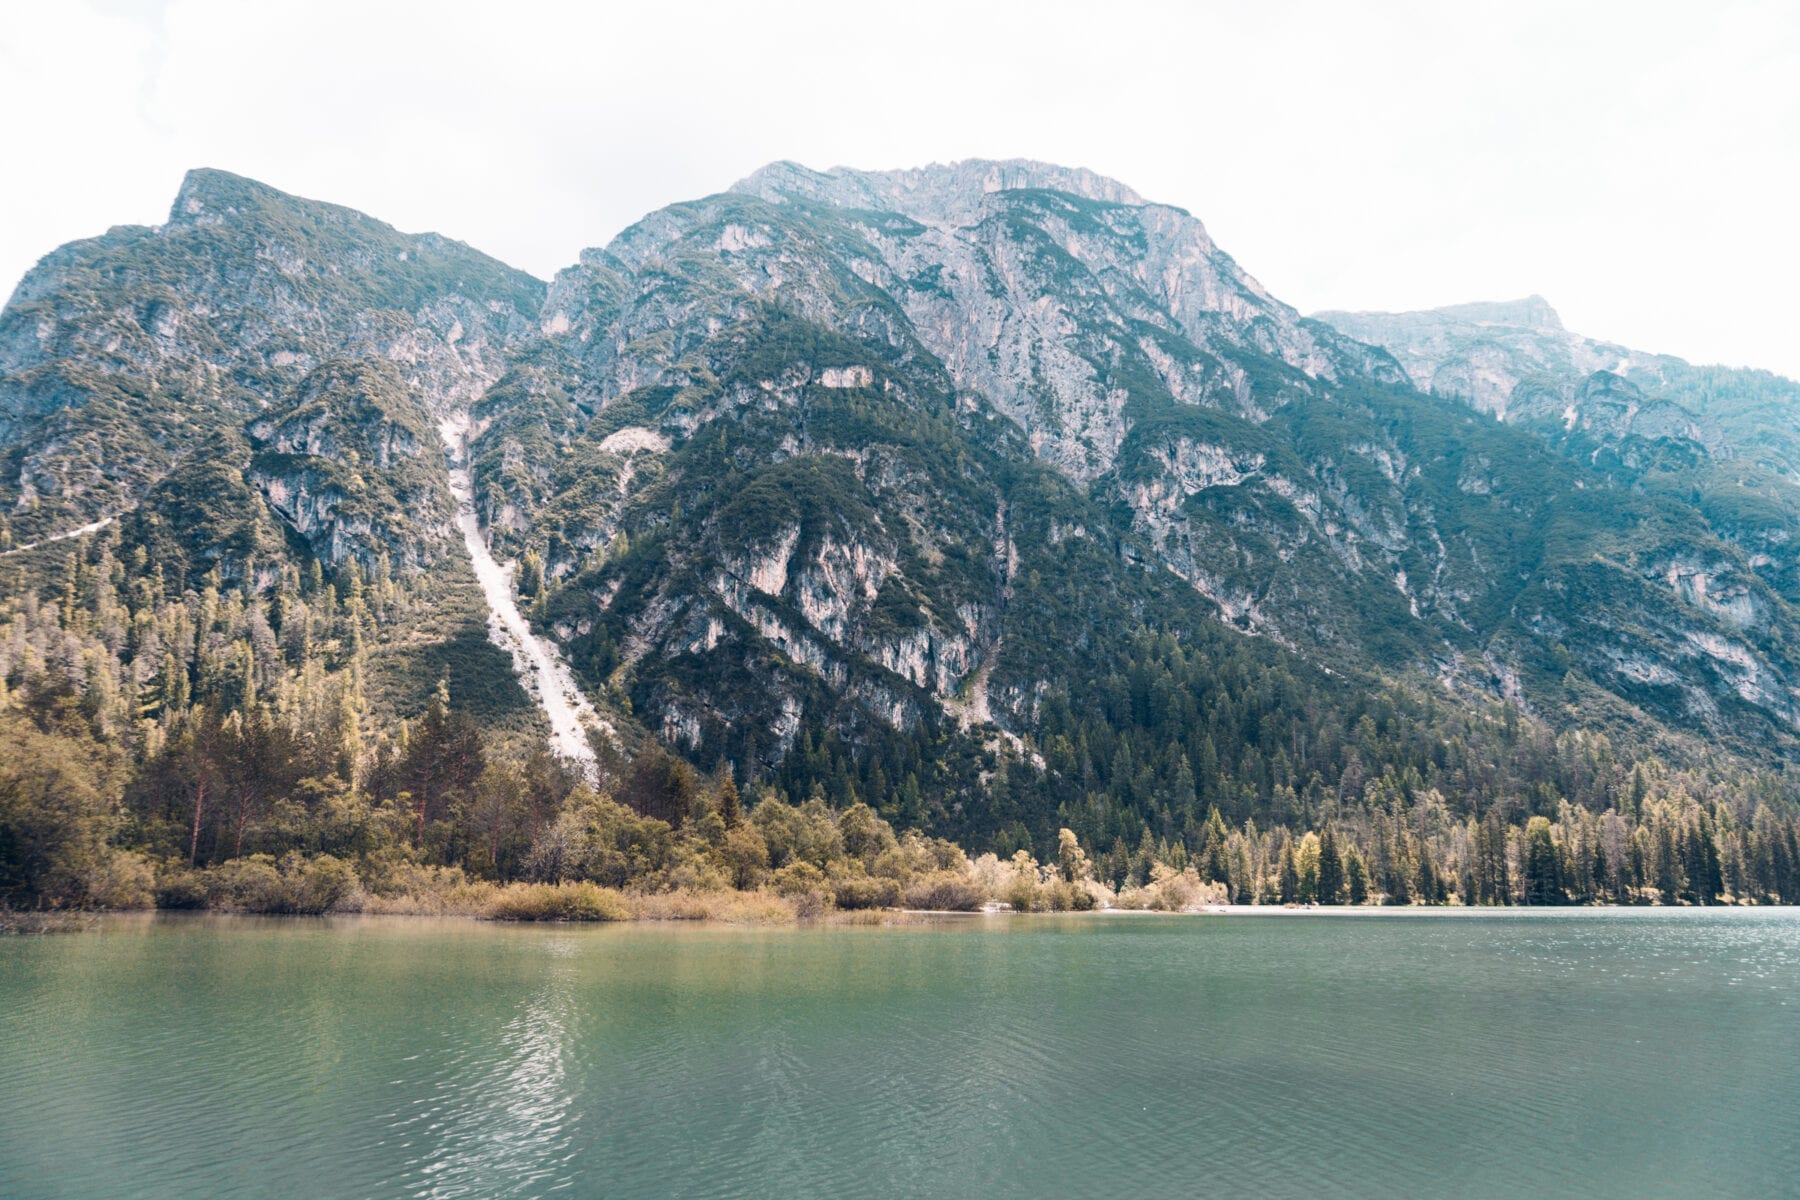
[629,888,797,923]
[1004,871,1040,912]
[279,854,359,915]
[903,870,985,911]
[79,851,154,910]
[831,874,902,910]
[154,866,211,910]
[190,853,362,914]
[1113,885,1151,911]
[201,855,284,910]
[1130,863,1227,912]
[656,855,730,893]
[790,887,829,920]
[355,861,498,915]
[771,860,827,896]
[486,881,630,921]
[1043,880,1098,911]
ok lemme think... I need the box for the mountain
[488,162,1800,772]
[0,170,553,731]
[5,162,1800,869]
[1317,296,1800,710]
[1314,295,1800,476]
[0,169,541,566]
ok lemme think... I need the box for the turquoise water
[2,909,1796,1199]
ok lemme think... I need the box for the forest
[3,524,1799,922]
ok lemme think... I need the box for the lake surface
[3,909,1797,1199]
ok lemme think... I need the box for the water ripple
[2,910,1797,1199]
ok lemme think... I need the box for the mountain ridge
[7,161,1800,867]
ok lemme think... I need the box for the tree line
[3,531,1798,913]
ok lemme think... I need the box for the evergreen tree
[1295,831,1320,904]
[1346,848,1370,905]
[1278,841,1299,905]
[1590,840,1610,904]
[1316,827,1345,905]
[1655,822,1684,904]
[1523,816,1564,906]
[719,774,741,829]
[1199,805,1230,885]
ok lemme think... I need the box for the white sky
[3,0,1796,377]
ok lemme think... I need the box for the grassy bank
[6,794,1238,929]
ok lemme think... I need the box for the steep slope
[466,164,1422,792]
[0,171,557,740]
[0,168,542,573]
[442,409,609,779]
[468,162,1800,773]
[1317,298,1800,729]
[8,162,1800,856]
[1316,297,1800,481]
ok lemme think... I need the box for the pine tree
[1655,822,1683,903]
[1278,841,1299,904]
[1199,805,1230,884]
[1295,831,1320,904]
[1346,849,1370,905]
[1416,843,1446,904]
[719,773,741,829]
[1524,816,1563,906]
[1316,827,1345,905]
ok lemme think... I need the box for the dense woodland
[4,525,1798,920]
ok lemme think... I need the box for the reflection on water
[394,936,583,1199]
[2,909,1798,1200]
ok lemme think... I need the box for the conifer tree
[1524,816,1563,906]
[1296,831,1320,903]
[719,773,741,829]
[1278,841,1299,904]
[1316,827,1345,905]
[1346,848,1369,905]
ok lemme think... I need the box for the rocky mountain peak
[731,158,1148,225]
[532,157,1408,490]
[1427,295,1564,332]
[1314,294,1565,336]
[164,166,374,233]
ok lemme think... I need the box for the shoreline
[11,901,1792,937]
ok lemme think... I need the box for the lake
[2,909,1796,1199]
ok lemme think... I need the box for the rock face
[1314,296,1791,471]
[1318,296,1621,417]
[724,159,1406,479]
[1316,296,1800,738]
[246,360,455,568]
[0,168,542,569]
[465,160,1800,766]
[9,162,1800,780]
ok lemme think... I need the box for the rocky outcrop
[246,361,454,568]
[0,169,543,561]
[11,161,1800,780]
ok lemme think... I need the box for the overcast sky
[4,0,1796,377]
